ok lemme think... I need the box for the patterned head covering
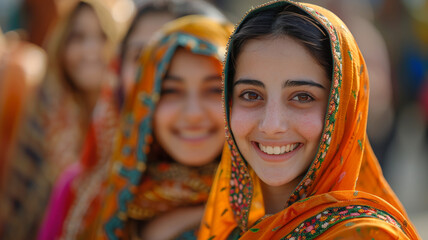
[95,15,233,239]
[199,1,421,239]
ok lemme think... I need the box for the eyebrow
[283,79,326,89]
[163,75,182,82]
[233,78,325,90]
[233,79,265,88]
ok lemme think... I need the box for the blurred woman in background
[93,15,232,240]
[0,1,120,239]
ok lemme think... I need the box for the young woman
[199,1,421,239]
[36,2,229,240]
[0,1,119,239]
[97,15,232,240]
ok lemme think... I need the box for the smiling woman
[88,15,233,240]
[231,36,331,214]
[154,48,224,167]
[199,1,421,239]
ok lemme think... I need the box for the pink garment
[37,163,81,240]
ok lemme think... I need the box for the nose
[182,91,204,123]
[83,37,103,60]
[258,100,288,136]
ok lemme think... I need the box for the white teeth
[258,143,299,155]
[273,146,281,154]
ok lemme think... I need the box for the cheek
[63,44,79,68]
[204,100,224,127]
[230,105,256,140]
[154,100,180,125]
[296,109,325,143]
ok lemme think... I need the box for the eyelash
[239,91,263,101]
[291,93,315,103]
[237,91,315,103]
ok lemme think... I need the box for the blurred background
[1,0,427,238]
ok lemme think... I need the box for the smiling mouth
[257,142,300,155]
[175,128,217,141]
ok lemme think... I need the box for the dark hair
[229,4,332,85]
[120,0,226,62]
[117,0,227,108]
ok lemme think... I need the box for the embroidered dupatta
[199,1,421,239]
[88,16,233,239]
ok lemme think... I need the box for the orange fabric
[199,1,421,239]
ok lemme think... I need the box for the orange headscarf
[199,1,421,239]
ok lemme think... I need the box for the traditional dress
[0,1,120,239]
[43,15,232,240]
[198,1,421,239]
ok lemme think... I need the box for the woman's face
[63,5,107,93]
[121,12,174,97]
[231,36,330,187]
[154,48,225,166]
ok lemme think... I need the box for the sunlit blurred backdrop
[1,0,427,238]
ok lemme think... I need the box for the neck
[82,89,99,111]
[260,174,304,215]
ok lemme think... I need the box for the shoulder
[281,205,411,240]
[321,218,410,239]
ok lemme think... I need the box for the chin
[173,153,216,167]
[258,173,295,187]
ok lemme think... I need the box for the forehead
[234,37,324,80]
[164,48,221,83]
[70,5,99,27]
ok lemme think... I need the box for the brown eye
[291,93,314,103]
[240,91,262,101]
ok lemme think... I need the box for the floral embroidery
[227,129,253,231]
[278,205,402,240]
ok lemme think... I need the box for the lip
[251,141,302,163]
